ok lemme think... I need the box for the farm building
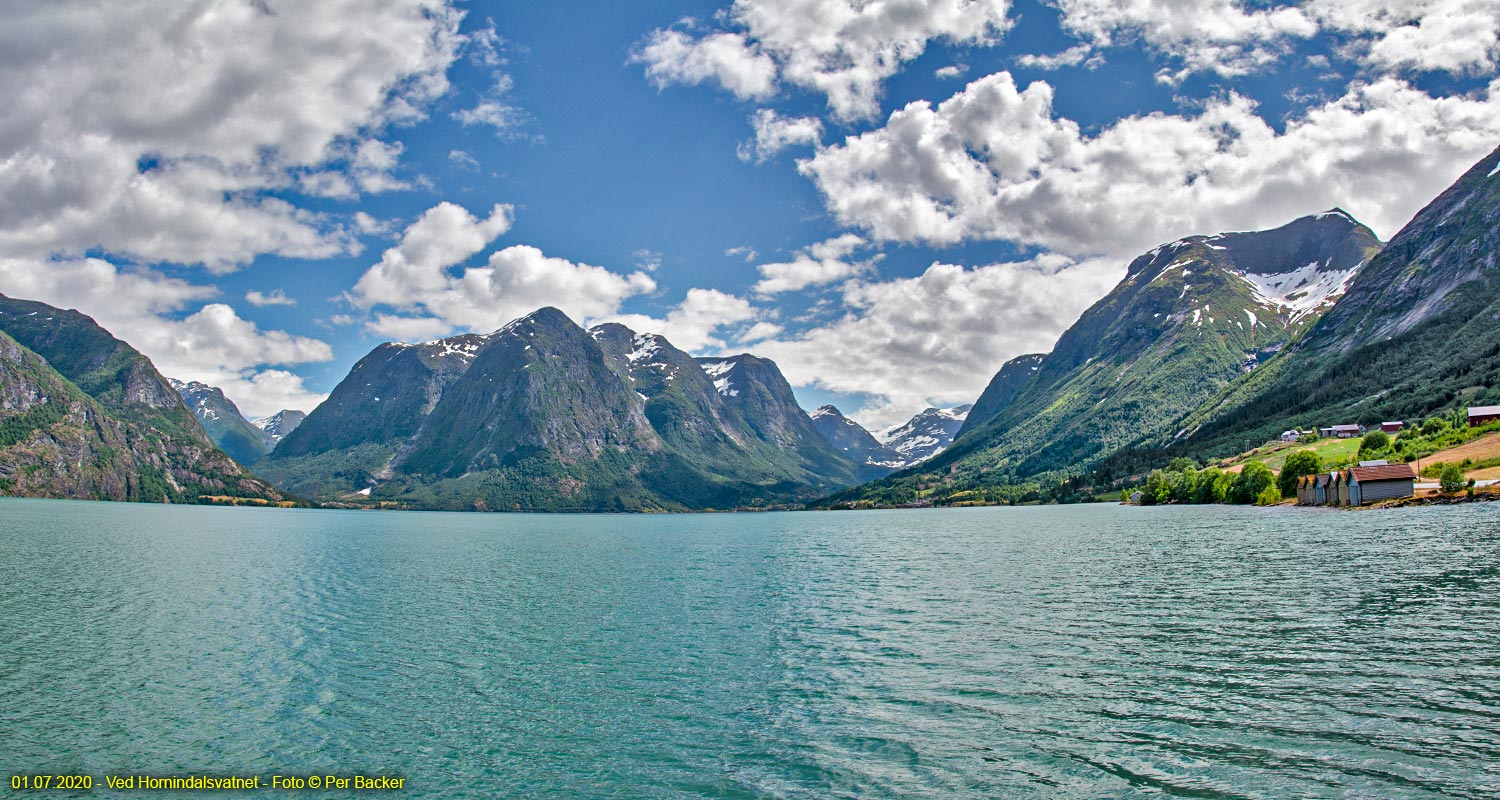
[1469,406,1500,427]
[1280,430,1301,443]
[1381,421,1403,434]
[1345,463,1417,506]
[1326,424,1366,439]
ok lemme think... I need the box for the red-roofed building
[1469,406,1500,427]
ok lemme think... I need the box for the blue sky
[2,0,1499,428]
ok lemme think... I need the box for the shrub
[1230,462,1275,504]
[1360,430,1391,456]
[1256,485,1283,506]
[1278,450,1322,498]
[1439,463,1466,493]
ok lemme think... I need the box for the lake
[2,498,1498,798]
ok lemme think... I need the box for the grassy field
[1221,436,1364,473]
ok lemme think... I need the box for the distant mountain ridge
[879,405,972,465]
[809,405,903,477]
[258,308,863,511]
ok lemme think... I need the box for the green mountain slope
[0,295,284,503]
[825,211,1383,506]
[259,308,862,511]
[1114,145,1500,467]
[961,354,1044,436]
[170,379,271,465]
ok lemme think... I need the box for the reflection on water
[2,499,1498,798]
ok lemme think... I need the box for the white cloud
[246,289,297,307]
[1310,0,1500,75]
[738,321,784,342]
[604,289,760,352]
[935,64,969,79]
[726,245,759,262]
[1047,0,1500,81]
[801,72,1500,257]
[738,109,824,162]
[752,254,1121,429]
[0,1,465,271]
[1051,0,1317,81]
[350,203,658,339]
[752,233,874,295]
[352,202,516,308]
[0,257,332,417]
[448,150,481,171]
[635,0,1013,120]
[1016,44,1096,70]
[635,29,778,101]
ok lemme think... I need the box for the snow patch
[627,334,662,364]
[712,377,738,397]
[1489,162,1500,178]
[1244,309,1257,328]
[699,359,735,379]
[1236,260,1360,321]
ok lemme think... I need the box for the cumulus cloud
[752,255,1122,429]
[635,0,1013,120]
[752,233,875,295]
[1311,0,1500,75]
[634,29,778,100]
[603,289,761,352]
[935,64,970,79]
[738,109,824,162]
[0,1,465,271]
[245,289,297,308]
[801,72,1500,257]
[1048,0,1500,81]
[1050,0,1317,81]
[0,257,332,417]
[350,203,658,339]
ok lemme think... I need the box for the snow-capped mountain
[878,405,973,465]
[809,405,904,476]
[252,409,307,445]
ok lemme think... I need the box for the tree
[1278,450,1322,498]
[1195,468,1225,504]
[1256,485,1283,506]
[1171,467,1198,504]
[1230,462,1275,504]
[1439,463,1465,493]
[1360,430,1391,456]
[1141,469,1168,505]
[1422,416,1450,436]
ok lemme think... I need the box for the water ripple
[2,499,1499,797]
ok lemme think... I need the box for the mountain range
[4,147,1498,512]
[254,308,870,511]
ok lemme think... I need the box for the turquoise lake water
[2,498,1498,798]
